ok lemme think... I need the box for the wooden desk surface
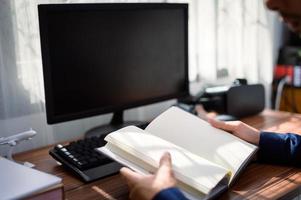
[15,110,301,200]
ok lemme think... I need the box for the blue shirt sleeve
[258,131,301,167]
[153,187,189,200]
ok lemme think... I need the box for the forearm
[258,132,301,167]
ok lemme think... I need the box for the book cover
[0,157,63,200]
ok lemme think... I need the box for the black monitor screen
[38,3,189,124]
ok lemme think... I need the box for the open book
[97,107,257,199]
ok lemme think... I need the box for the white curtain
[195,0,279,85]
[0,0,280,154]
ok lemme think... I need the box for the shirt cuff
[258,131,294,165]
[153,187,188,200]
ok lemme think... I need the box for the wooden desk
[15,110,301,200]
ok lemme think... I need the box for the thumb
[156,152,173,178]
[209,118,236,132]
[120,167,142,188]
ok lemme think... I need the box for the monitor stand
[84,110,149,138]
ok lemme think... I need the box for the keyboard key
[53,135,115,171]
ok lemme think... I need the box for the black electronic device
[38,3,189,182]
[200,84,265,118]
[179,81,265,119]
[38,3,189,127]
[226,84,265,117]
[49,135,121,182]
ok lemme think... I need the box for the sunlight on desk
[266,118,301,134]
[92,185,117,200]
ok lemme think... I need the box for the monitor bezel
[38,3,189,124]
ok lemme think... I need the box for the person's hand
[209,118,260,145]
[120,152,177,200]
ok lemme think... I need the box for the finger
[195,105,206,114]
[120,167,142,188]
[195,105,208,120]
[209,118,236,132]
[160,152,172,167]
[156,152,173,177]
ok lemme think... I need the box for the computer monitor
[38,3,189,135]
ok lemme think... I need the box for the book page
[145,107,257,183]
[98,146,207,200]
[104,126,230,195]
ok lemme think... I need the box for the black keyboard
[49,134,122,182]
